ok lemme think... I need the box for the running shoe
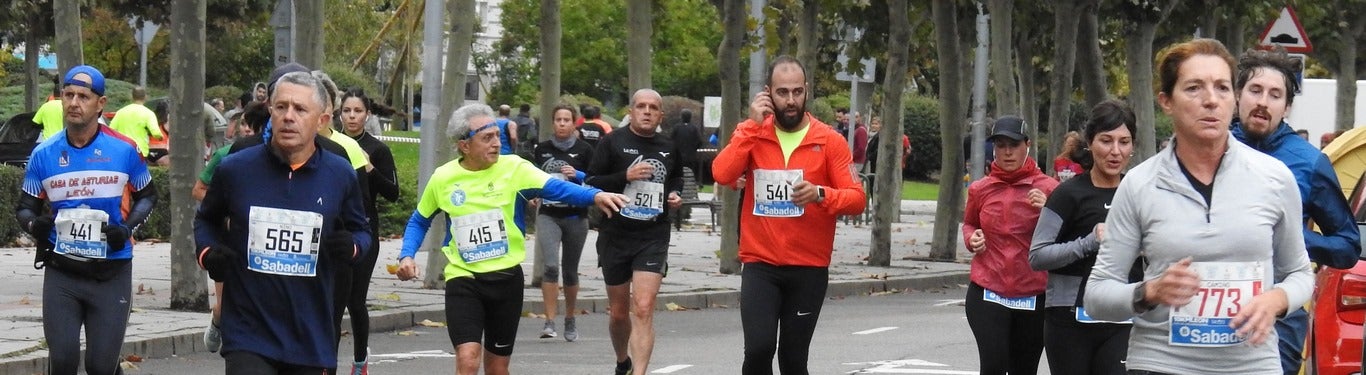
[615,358,632,375]
[352,348,369,375]
[563,316,578,342]
[540,320,558,338]
[203,322,222,353]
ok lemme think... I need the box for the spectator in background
[252,81,267,103]
[671,109,703,174]
[1295,129,1309,141]
[1053,131,1085,181]
[851,115,869,173]
[109,86,165,158]
[834,107,850,138]
[515,103,539,155]
[1322,132,1338,148]
[496,104,518,155]
[578,105,612,148]
[210,98,225,114]
[866,116,911,192]
[32,81,64,142]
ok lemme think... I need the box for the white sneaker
[540,320,557,338]
[203,322,222,353]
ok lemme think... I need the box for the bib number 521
[634,192,659,207]
[265,228,305,253]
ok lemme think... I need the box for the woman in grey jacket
[1083,38,1313,375]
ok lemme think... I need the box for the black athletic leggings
[1043,307,1129,375]
[740,262,829,375]
[44,262,132,375]
[965,282,1045,375]
[333,233,381,362]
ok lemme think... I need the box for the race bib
[1076,305,1131,324]
[621,180,664,220]
[247,206,323,277]
[452,209,509,263]
[752,169,804,217]
[983,289,1037,311]
[1168,261,1263,347]
[54,207,109,259]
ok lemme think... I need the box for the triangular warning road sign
[1257,7,1313,53]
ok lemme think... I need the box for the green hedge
[0,165,22,244]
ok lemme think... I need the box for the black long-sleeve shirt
[534,138,595,218]
[586,128,682,238]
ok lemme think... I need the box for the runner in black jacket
[532,104,596,341]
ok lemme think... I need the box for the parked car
[1308,127,1366,375]
[0,112,41,168]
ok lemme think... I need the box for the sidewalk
[0,199,966,374]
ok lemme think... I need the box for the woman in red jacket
[962,116,1058,375]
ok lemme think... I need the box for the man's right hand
[968,229,986,253]
[748,90,773,123]
[26,216,54,240]
[396,257,420,281]
[201,245,239,282]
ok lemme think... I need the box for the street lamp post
[127,19,160,87]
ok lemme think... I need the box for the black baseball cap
[989,116,1029,141]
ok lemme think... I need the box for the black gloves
[102,224,131,251]
[201,245,239,282]
[26,216,54,245]
[323,231,356,264]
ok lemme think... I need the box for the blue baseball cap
[63,65,106,96]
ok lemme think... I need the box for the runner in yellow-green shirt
[108,86,164,156]
[32,85,64,141]
[395,103,627,375]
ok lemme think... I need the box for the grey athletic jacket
[1084,136,1313,374]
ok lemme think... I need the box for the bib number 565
[265,228,305,253]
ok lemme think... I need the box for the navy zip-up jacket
[1232,119,1361,269]
[193,140,372,368]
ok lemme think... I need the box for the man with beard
[587,89,683,375]
[713,55,867,375]
[1229,47,1361,375]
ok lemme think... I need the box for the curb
[0,271,967,374]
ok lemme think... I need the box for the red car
[1306,169,1366,375]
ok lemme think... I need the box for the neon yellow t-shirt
[774,123,811,165]
[415,155,550,280]
[33,99,65,141]
[108,103,164,156]
[327,131,369,170]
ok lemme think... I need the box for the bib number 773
[1168,261,1262,347]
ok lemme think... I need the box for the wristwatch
[816,186,826,203]
[1132,281,1157,313]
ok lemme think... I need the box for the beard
[774,104,805,130]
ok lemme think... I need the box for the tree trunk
[1224,15,1245,52]
[987,0,1017,116]
[871,1,913,267]
[418,0,479,289]
[929,0,965,261]
[716,0,745,274]
[1336,32,1358,132]
[53,0,81,73]
[1016,34,1039,142]
[1198,0,1218,38]
[1126,22,1159,163]
[293,0,325,68]
[627,0,653,93]
[1075,0,1107,108]
[24,12,40,112]
[796,0,819,98]
[169,0,210,311]
[1047,0,1080,172]
[538,0,562,143]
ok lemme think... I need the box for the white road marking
[933,299,965,307]
[369,349,454,361]
[852,326,899,335]
[844,359,979,374]
[652,364,693,373]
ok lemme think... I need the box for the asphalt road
[128,285,1042,374]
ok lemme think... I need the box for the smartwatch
[816,186,826,203]
[1132,281,1157,313]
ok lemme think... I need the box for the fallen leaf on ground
[376,292,401,302]
[385,264,400,275]
[125,354,143,362]
[665,302,693,311]
[18,296,29,305]
[418,319,447,327]
[396,330,417,336]
[119,361,138,370]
